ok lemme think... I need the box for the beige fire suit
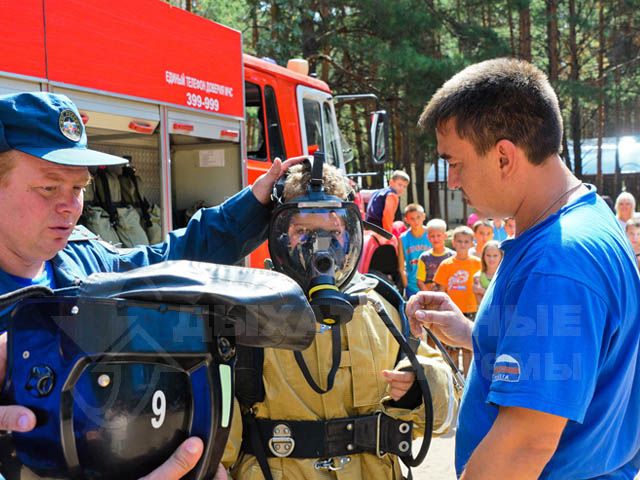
[223,274,459,479]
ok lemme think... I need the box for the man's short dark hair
[418,58,562,166]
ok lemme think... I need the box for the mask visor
[269,203,363,290]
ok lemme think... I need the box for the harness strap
[241,413,413,459]
[243,413,275,480]
[293,324,341,394]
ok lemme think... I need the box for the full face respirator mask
[268,151,367,328]
[0,261,316,480]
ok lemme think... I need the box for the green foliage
[184,0,640,195]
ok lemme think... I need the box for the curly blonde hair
[283,162,351,201]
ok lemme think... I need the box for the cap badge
[58,109,82,142]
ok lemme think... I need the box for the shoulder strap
[235,345,273,479]
[234,345,265,409]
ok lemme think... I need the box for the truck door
[166,109,242,229]
[296,86,344,170]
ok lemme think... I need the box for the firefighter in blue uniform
[0,92,298,479]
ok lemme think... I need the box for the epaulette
[67,225,99,242]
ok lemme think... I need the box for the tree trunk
[393,104,403,173]
[519,0,532,61]
[270,1,279,43]
[569,0,582,177]
[319,4,330,82]
[546,0,559,82]
[444,162,449,227]
[562,126,572,169]
[614,39,621,193]
[415,149,425,209]
[596,1,605,191]
[429,161,440,219]
[300,6,317,60]
[251,4,259,50]
[507,0,516,56]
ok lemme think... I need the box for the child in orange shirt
[433,226,481,376]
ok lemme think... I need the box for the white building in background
[567,136,640,175]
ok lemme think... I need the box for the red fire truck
[0,0,386,267]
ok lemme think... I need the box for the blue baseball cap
[0,92,127,166]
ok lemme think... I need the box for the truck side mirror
[370,110,388,165]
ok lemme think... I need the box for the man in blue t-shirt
[407,59,640,479]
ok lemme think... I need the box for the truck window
[303,98,323,153]
[322,102,340,166]
[264,85,286,161]
[245,81,267,161]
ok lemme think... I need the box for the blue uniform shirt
[456,186,640,479]
[0,187,270,328]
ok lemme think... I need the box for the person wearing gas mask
[222,156,460,479]
[0,92,300,480]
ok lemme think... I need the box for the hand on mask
[381,369,416,402]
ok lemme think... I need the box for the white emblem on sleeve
[492,354,521,383]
